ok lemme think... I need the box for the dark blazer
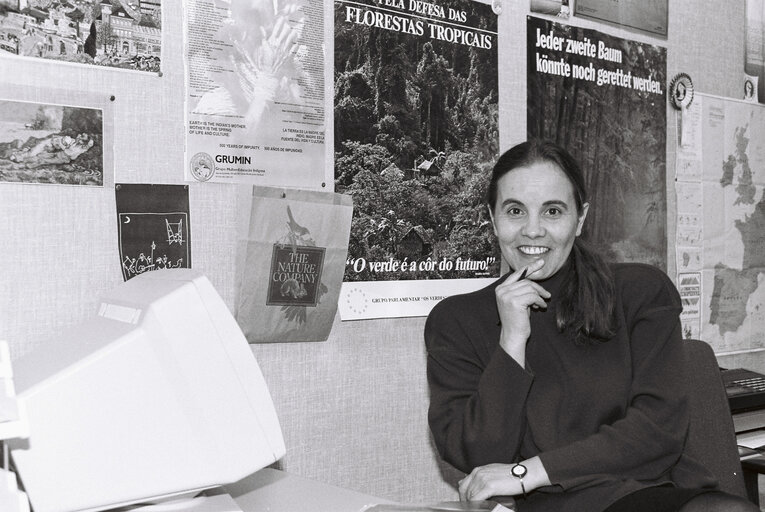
[425,263,717,512]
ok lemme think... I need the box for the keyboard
[721,368,765,413]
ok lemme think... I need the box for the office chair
[680,338,754,503]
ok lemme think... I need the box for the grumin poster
[184,0,326,187]
[334,0,500,320]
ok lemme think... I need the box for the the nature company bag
[235,186,353,342]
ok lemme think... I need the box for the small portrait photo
[744,75,758,103]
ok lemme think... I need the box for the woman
[424,140,756,512]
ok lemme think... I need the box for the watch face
[512,463,527,477]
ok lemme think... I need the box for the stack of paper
[360,501,516,512]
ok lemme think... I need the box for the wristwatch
[511,462,527,498]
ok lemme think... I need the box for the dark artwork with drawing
[115,184,191,281]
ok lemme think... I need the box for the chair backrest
[681,338,747,497]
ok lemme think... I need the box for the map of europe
[701,97,765,352]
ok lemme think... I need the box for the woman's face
[489,160,589,280]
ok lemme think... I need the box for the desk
[739,454,765,507]
[738,429,765,506]
[226,468,393,512]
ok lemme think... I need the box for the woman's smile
[518,245,549,256]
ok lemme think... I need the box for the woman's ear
[487,205,498,236]
[576,203,590,236]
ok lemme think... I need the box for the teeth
[519,246,549,255]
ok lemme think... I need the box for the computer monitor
[7,269,286,512]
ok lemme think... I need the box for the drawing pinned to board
[0,0,161,73]
[115,184,191,281]
[0,99,103,185]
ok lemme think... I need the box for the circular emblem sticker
[189,152,215,182]
[345,287,369,316]
[669,73,694,110]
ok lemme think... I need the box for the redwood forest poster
[527,16,667,269]
[334,0,499,319]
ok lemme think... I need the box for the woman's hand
[495,259,550,365]
[458,457,551,502]
[458,463,522,502]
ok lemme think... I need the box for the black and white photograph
[0,0,161,72]
[3,1,765,511]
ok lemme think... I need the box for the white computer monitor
[8,269,285,512]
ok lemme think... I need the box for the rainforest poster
[334,0,500,319]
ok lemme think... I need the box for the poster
[115,184,191,281]
[574,0,668,37]
[0,98,105,186]
[746,0,765,105]
[184,0,326,187]
[333,0,499,320]
[0,0,161,73]
[675,94,765,354]
[527,16,667,269]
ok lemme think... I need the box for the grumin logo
[189,152,215,182]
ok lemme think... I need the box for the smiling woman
[423,140,758,512]
[485,140,613,347]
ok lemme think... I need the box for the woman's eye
[546,207,562,217]
[506,207,523,216]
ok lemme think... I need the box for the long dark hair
[486,139,616,343]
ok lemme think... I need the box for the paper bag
[235,186,353,343]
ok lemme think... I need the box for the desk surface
[741,453,765,471]
[227,468,392,512]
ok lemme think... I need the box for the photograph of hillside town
[0,0,161,72]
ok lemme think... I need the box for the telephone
[720,367,765,413]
